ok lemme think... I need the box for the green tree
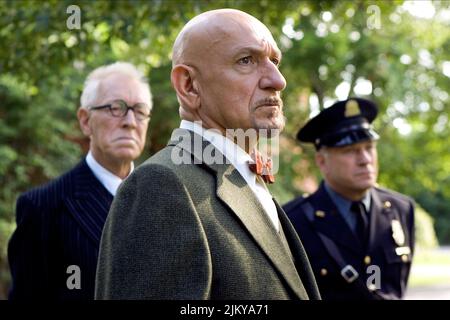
[0,0,448,298]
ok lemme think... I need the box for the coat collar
[167,128,311,300]
[64,159,113,245]
[309,182,364,255]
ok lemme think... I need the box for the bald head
[172,9,277,67]
[170,8,286,138]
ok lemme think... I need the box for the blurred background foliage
[0,0,448,298]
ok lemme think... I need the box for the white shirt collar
[85,151,134,196]
[179,120,280,231]
[180,120,257,188]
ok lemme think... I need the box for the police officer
[284,97,415,300]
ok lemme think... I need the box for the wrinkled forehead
[173,10,281,66]
[96,74,150,104]
[207,14,279,52]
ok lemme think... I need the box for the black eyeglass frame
[89,100,151,121]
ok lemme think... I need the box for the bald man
[95,9,320,300]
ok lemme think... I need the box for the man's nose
[358,149,373,164]
[259,59,286,91]
[122,108,138,127]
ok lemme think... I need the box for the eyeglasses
[89,100,151,121]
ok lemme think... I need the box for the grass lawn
[408,247,450,287]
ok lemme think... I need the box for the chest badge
[391,219,405,246]
[315,210,326,218]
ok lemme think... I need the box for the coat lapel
[64,160,113,245]
[274,199,321,300]
[309,184,363,255]
[215,165,309,299]
[368,189,392,252]
[168,129,309,299]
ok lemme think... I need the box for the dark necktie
[350,201,369,247]
[248,149,275,184]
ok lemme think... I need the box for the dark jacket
[284,182,415,300]
[8,159,113,300]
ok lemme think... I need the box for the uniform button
[364,255,371,265]
[315,210,326,218]
[401,255,408,262]
[320,268,328,276]
[384,201,391,208]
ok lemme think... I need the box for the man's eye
[271,57,280,66]
[342,147,354,154]
[136,109,147,117]
[238,56,254,65]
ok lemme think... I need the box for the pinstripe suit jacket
[8,159,113,300]
[95,129,320,300]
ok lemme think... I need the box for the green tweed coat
[95,129,320,300]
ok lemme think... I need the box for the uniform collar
[324,182,371,211]
[324,182,371,230]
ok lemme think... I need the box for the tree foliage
[0,0,449,298]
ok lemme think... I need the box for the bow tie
[248,150,275,184]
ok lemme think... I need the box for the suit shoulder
[374,186,415,207]
[14,164,82,226]
[18,164,79,209]
[283,194,311,214]
[134,146,212,183]
[133,149,181,177]
[123,153,187,194]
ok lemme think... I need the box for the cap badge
[344,100,361,117]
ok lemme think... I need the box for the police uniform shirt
[324,182,371,233]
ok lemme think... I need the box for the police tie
[248,149,275,184]
[351,201,369,248]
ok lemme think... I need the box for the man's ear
[77,107,92,137]
[171,64,200,110]
[315,150,326,172]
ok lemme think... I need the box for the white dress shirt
[85,151,134,196]
[180,120,280,231]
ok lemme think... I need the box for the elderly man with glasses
[7,62,152,300]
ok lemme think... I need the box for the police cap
[297,98,379,149]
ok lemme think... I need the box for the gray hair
[80,62,152,110]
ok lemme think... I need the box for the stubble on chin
[251,112,286,137]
